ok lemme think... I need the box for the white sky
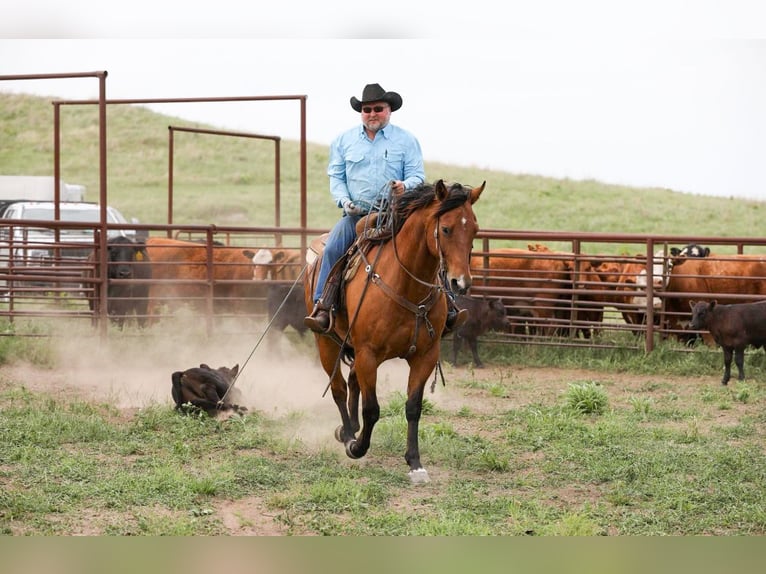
[1,2,765,199]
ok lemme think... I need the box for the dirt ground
[0,330,744,535]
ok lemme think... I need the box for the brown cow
[145,237,257,319]
[579,244,710,333]
[663,254,766,343]
[689,300,766,385]
[524,244,613,338]
[470,247,572,336]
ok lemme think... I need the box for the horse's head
[432,179,485,295]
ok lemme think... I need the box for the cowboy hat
[350,83,403,113]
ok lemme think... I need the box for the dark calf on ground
[452,295,509,368]
[689,299,766,385]
[85,236,152,329]
[171,363,247,416]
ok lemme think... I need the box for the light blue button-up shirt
[327,123,426,212]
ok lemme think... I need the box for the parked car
[0,200,136,292]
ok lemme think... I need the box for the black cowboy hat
[350,83,403,113]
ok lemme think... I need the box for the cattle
[689,300,766,385]
[670,243,711,260]
[451,294,509,368]
[663,254,766,343]
[519,244,616,339]
[586,253,667,330]
[250,247,303,281]
[470,247,572,337]
[84,236,152,329]
[585,244,711,332]
[144,237,257,318]
[171,363,247,416]
[266,282,308,336]
[470,243,712,339]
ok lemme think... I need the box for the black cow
[266,282,308,341]
[451,295,509,368]
[85,236,152,329]
[171,363,247,416]
[689,299,766,385]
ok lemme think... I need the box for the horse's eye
[441,225,450,236]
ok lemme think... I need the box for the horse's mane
[357,181,471,247]
[393,181,471,233]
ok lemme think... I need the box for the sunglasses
[362,105,387,114]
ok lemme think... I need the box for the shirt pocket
[385,150,404,168]
[346,152,365,166]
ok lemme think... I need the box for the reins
[369,191,447,356]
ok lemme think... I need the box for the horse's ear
[470,181,486,204]
[434,179,447,200]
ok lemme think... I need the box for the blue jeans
[313,214,361,304]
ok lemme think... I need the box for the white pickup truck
[0,200,135,292]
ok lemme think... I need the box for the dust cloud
[3,316,468,448]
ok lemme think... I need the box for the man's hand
[343,200,363,216]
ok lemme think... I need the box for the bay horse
[304,179,485,483]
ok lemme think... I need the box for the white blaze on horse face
[451,272,470,293]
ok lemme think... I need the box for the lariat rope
[218,261,308,406]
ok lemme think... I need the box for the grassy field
[1,328,766,535]
[1,92,766,536]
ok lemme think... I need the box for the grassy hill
[1,92,764,242]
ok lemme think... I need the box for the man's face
[361,101,391,132]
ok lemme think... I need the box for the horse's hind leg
[318,337,357,443]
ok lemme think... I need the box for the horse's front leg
[347,367,361,435]
[344,353,379,460]
[403,356,438,484]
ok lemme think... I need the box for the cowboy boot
[304,300,332,333]
[443,291,469,335]
[304,266,343,334]
[443,307,469,334]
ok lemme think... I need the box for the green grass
[3,347,765,535]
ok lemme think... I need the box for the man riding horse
[305,83,467,334]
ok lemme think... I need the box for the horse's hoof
[334,426,344,443]
[345,440,362,459]
[408,468,430,484]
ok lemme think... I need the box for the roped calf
[171,363,247,416]
[689,300,766,385]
